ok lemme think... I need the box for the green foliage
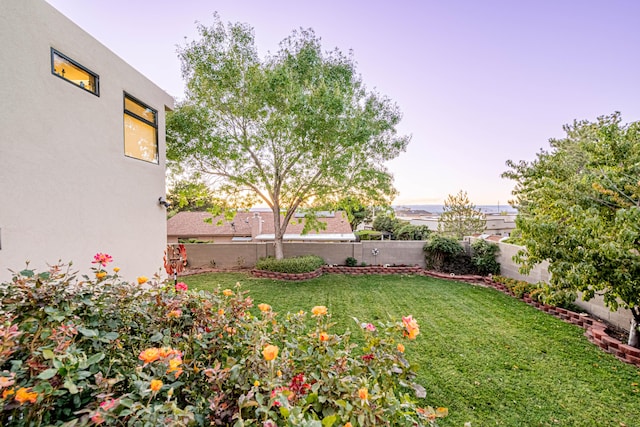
[255,255,325,273]
[168,16,409,258]
[493,276,578,309]
[323,197,373,231]
[470,239,501,276]
[355,230,383,241]
[0,257,442,426]
[166,177,219,217]
[437,190,486,240]
[502,112,640,341]
[395,224,432,241]
[423,236,463,272]
[372,214,401,235]
[345,257,358,267]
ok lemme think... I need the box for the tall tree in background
[503,113,640,346]
[438,190,486,240]
[167,16,409,259]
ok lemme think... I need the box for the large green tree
[437,190,486,240]
[167,17,408,258]
[503,113,640,346]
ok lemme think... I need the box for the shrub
[255,255,325,273]
[345,257,358,267]
[355,230,383,241]
[0,256,446,426]
[394,224,432,241]
[470,239,501,276]
[423,236,464,272]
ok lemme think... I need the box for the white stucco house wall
[0,0,174,281]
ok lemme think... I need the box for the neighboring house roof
[167,210,354,240]
[167,211,252,238]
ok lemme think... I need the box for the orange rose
[222,289,233,296]
[402,315,420,340]
[319,332,329,342]
[138,347,160,365]
[311,306,328,316]
[397,343,405,353]
[358,387,368,401]
[15,387,38,404]
[258,303,271,312]
[262,344,279,361]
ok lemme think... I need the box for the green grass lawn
[183,272,640,427]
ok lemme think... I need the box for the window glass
[51,49,98,95]
[125,97,156,123]
[124,94,158,164]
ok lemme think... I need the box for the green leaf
[38,368,58,380]
[64,380,79,394]
[321,415,337,427]
[279,407,290,418]
[77,327,98,337]
[85,353,105,367]
[42,349,55,360]
[150,332,164,342]
[102,332,119,341]
[20,269,34,277]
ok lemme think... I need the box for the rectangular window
[124,93,158,164]
[51,48,99,96]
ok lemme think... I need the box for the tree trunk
[272,205,285,260]
[629,318,639,348]
[274,238,284,260]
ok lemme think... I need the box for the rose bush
[0,256,446,426]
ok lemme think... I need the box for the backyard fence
[183,239,633,332]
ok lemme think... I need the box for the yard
[183,272,640,427]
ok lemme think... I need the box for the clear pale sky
[45,0,640,205]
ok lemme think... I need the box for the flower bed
[0,255,446,426]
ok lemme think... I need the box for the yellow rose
[222,289,233,296]
[262,344,279,361]
[254,380,260,387]
[113,267,120,273]
[137,276,148,285]
[96,271,107,279]
[150,379,163,392]
[311,305,328,316]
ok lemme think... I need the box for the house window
[124,94,158,164]
[51,48,99,95]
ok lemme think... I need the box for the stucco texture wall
[0,0,174,281]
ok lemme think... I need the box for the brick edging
[250,267,324,281]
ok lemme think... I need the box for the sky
[45,0,640,206]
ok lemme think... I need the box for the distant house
[400,213,516,237]
[0,0,174,281]
[167,211,355,243]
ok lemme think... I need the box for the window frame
[123,93,159,164]
[50,48,100,96]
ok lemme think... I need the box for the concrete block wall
[485,239,633,332]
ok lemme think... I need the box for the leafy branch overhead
[167,15,409,258]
